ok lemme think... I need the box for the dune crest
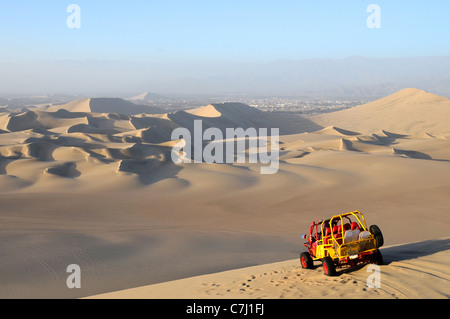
[48,98,92,113]
[314,126,361,136]
[389,88,449,103]
[185,104,222,118]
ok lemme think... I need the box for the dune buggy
[300,211,384,276]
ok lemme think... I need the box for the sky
[0,0,449,63]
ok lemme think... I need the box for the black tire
[300,252,314,269]
[369,225,384,247]
[372,250,384,265]
[322,257,337,276]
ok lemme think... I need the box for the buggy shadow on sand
[300,211,384,276]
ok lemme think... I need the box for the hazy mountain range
[1,56,449,98]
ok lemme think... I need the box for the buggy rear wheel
[369,225,384,247]
[300,252,314,269]
[322,257,337,276]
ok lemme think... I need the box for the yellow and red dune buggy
[300,211,384,276]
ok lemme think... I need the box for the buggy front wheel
[322,257,337,276]
[300,252,314,269]
[372,250,384,265]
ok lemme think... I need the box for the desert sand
[89,238,450,299]
[0,89,449,299]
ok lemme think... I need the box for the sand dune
[49,98,165,115]
[88,238,450,299]
[0,101,317,192]
[6,111,42,132]
[311,88,450,135]
[0,89,448,194]
[48,98,92,113]
[0,89,449,299]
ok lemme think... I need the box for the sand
[89,238,450,299]
[0,89,449,299]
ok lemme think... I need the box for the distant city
[221,97,369,114]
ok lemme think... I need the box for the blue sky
[0,0,449,63]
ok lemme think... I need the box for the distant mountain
[150,56,450,98]
[1,57,450,98]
